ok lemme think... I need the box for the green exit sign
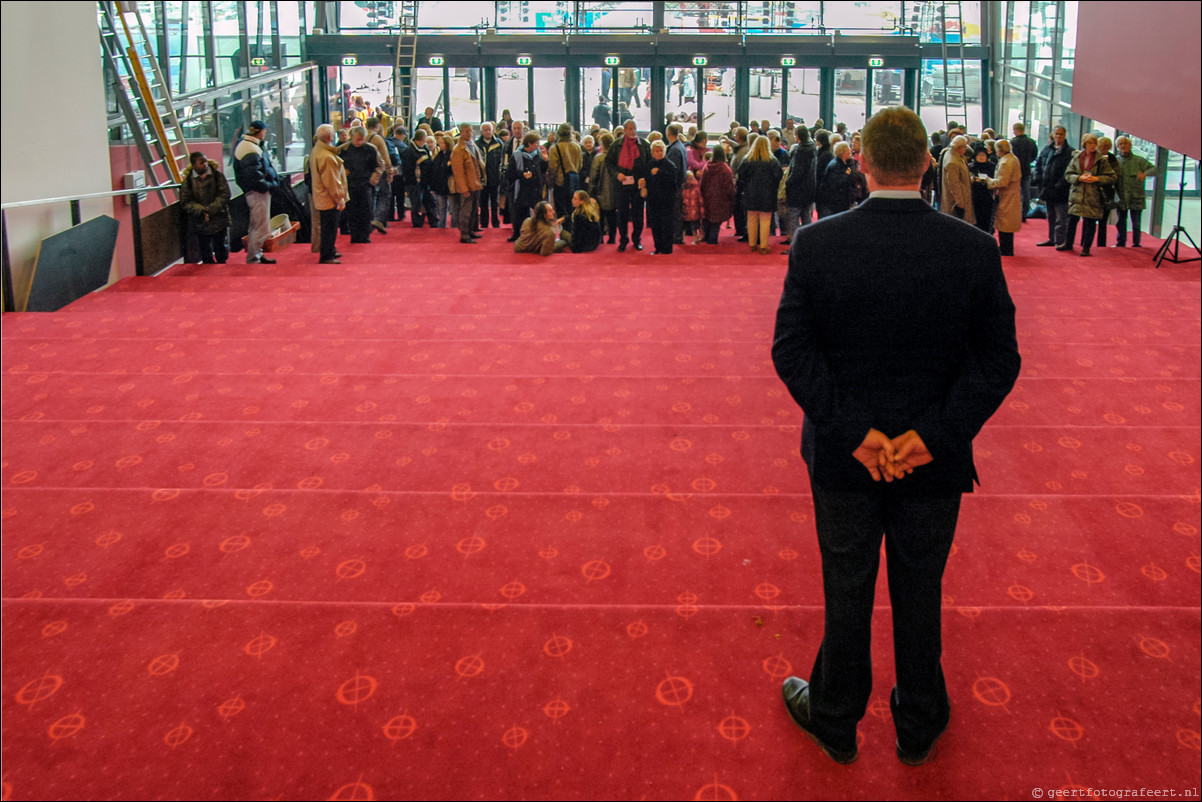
[428,56,444,66]
[250,57,267,67]
[604,56,620,66]
[692,56,708,66]
[516,56,533,66]
[780,57,796,67]
[342,56,358,66]
[868,57,884,68]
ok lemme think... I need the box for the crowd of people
[179,107,1159,266]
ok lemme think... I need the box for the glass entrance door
[581,67,618,130]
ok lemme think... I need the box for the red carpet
[2,221,1199,800]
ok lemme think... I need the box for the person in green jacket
[1114,136,1158,247]
[1063,134,1116,256]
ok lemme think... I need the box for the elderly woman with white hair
[638,139,680,254]
[817,141,857,219]
[941,135,974,225]
[988,138,1021,256]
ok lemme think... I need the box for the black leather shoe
[318,258,342,264]
[470,232,483,239]
[897,725,947,767]
[634,242,643,251]
[1036,240,1056,247]
[257,256,277,265]
[506,236,519,242]
[781,677,857,765]
[617,242,627,253]
[1055,244,1073,251]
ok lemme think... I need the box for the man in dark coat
[476,121,505,228]
[1035,125,1073,247]
[665,123,689,244]
[784,126,818,236]
[604,119,652,252]
[773,105,1020,767]
[400,129,438,227]
[416,106,443,133]
[180,152,231,263]
[506,130,545,242]
[1008,122,1039,222]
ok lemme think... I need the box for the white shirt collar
[869,190,922,199]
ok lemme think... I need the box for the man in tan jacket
[311,124,348,264]
[365,116,395,234]
[451,123,484,244]
[940,135,975,226]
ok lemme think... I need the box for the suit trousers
[806,486,961,753]
[347,184,373,243]
[1046,201,1069,245]
[479,184,500,227]
[615,185,645,246]
[1115,209,1143,246]
[647,205,673,254]
[672,188,684,244]
[1020,174,1032,221]
[372,179,392,224]
[318,207,340,260]
[458,191,479,241]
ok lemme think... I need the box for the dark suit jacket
[772,196,1020,493]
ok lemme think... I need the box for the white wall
[1,0,116,310]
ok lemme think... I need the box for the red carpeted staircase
[2,222,1199,800]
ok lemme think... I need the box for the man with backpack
[365,116,396,234]
[547,123,583,218]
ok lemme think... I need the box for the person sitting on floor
[514,200,559,256]
[559,190,603,253]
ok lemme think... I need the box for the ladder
[392,1,419,127]
[938,3,970,129]
[98,0,189,205]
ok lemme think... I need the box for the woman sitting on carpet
[558,190,603,253]
[514,201,559,256]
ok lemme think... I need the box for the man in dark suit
[604,119,651,253]
[772,106,1020,767]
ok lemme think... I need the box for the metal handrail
[2,182,180,313]
[0,183,180,211]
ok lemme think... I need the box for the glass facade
[104,1,1195,236]
[992,0,1198,239]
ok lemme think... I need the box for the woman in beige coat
[987,139,1022,256]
